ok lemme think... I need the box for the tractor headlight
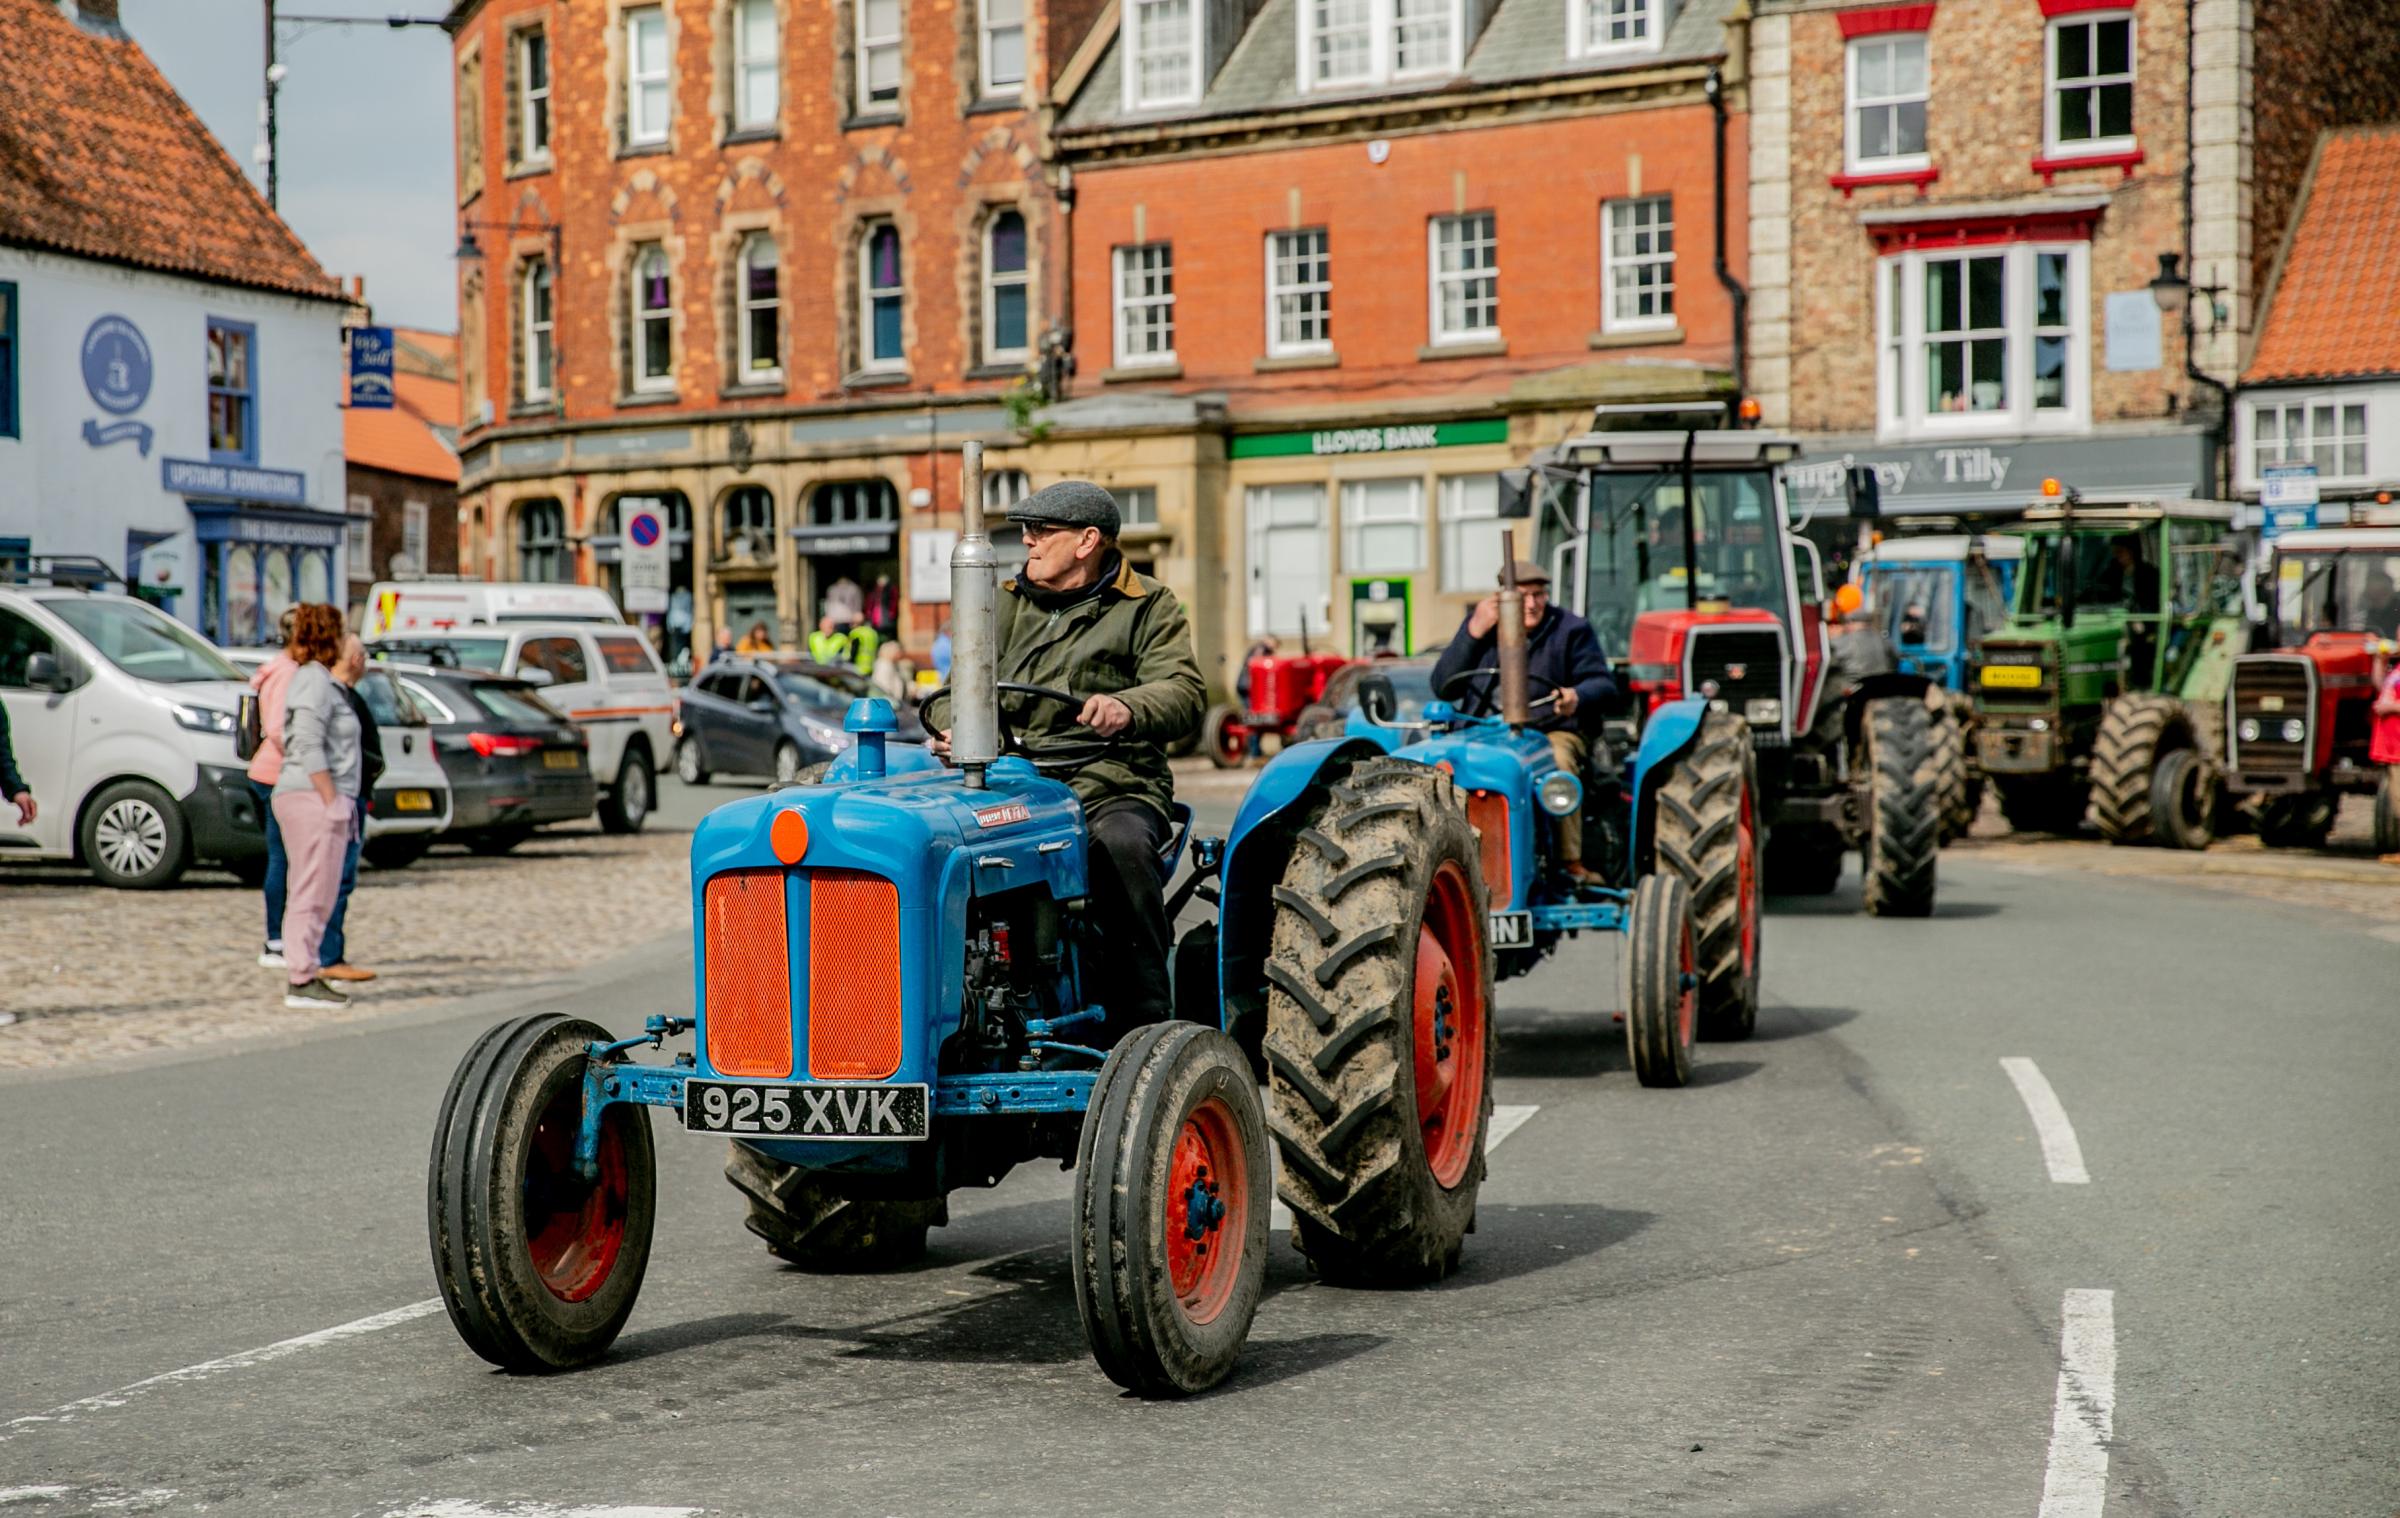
[1744,698,1783,727]
[2237,718,2261,743]
[1537,771,1583,817]
[2029,718,2050,733]
[2279,718,2306,744]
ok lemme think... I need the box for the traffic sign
[2261,463,2320,509]
[620,500,670,613]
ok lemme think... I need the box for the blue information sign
[348,325,395,410]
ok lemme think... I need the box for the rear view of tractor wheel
[1929,697,1973,846]
[1863,697,1939,917]
[429,1014,657,1372]
[1074,1022,1268,1397]
[1623,873,1696,1088]
[724,1145,943,1269]
[1263,758,1491,1286]
[1653,711,1760,1040]
[2090,693,2198,846]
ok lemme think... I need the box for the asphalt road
[1,781,2393,1517]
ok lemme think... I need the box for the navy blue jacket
[1430,605,1617,733]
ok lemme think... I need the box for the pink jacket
[246,652,299,786]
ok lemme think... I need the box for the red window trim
[2037,0,2128,15]
[1837,4,1936,37]
[2030,147,2145,184]
[1829,166,1941,198]
[1864,205,2106,253]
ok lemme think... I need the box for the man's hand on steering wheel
[1077,692,1134,737]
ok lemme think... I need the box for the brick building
[343,323,462,626]
[1044,0,1753,681]
[1744,0,2400,556]
[443,0,1069,663]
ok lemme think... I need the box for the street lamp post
[259,5,449,211]
[2149,251,2235,498]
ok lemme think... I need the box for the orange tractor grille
[1467,790,1511,905]
[703,869,794,1078]
[806,869,903,1080]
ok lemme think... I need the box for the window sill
[1102,362,1182,383]
[505,160,553,181]
[1255,351,1340,372]
[722,125,780,146]
[510,401,563,421]
[720,379,786,399]
[843,111,905,131]
[615,390,683,409]
[1589,325,1684,349]
[966,95,1026,116]
[965,361,1034,381]
[1830,166,1940,198]
[617,140,672,159]
[1418,338,1507,361]
[2031,147,2144,184]
[842,368,913,390]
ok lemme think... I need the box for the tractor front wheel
[1264,758,1491,1285]
[1929,696,1973,846]
[1624,873,1696,1088]
[428,1014,657,1372]
[724,1144,942,1269]
[1863,697,1939,917]
[2090,693,2200,846]
[2148,747,2220,851]
[1074,1022,1268,1398]
[1201,704,1246,768]
[2255,789,2338,850]
[1653,711,1761,1040]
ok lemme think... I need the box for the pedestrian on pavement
[272,605,365,1011]
[865,574,898,634]
[317,635,384,986]
[247,607,301,969]
[822,576,863,629]
[711,625,735,663]
[737,620,776,655]
[0,696,33,829]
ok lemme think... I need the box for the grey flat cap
[1008,480,1119,535]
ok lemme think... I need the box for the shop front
[181,465,345,649]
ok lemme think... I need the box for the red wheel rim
[1164,1094,1248,1327]
[1736,778,1759,976]
[1412,860,1487,1189]
[1214,723,1247,765]
[1675,901,1698,1047]
[522,1075,631,1304]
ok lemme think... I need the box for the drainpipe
[2182,0,2233,498]
[1705,65,1749,403]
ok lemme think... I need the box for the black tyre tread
[724,1143,944,1269]
[2148,747,2218,851]
[1625,873,1694,1088]
[1864,698,1939,917]
[1263,757,1490,1285]
[1928,701,1973,846]
[1652,712,1758,1039]
[2255,791,2338,850]
[1202,704,1243,769]
[1074,1022,1182,1389]
[2089,693,2190,845]
[676,735,711,784]
[598,746,652,834]
[428,1013,551,1366]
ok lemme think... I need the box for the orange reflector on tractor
[704,869,794,1079]
[807,869,903,1080]
[1466,790,1511,904]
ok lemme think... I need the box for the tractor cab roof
[1858,534,2026,564]
[2014,498,2239,527]
[2267,526,2400,553]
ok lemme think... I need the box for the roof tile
[2246,125,2400,386]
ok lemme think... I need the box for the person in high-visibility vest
[806,616,851,667]
[846,622,880,674]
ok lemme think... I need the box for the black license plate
[1489,911,1533,951]
[683,1079,928,1141]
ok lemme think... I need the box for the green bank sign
[1229,418,1508,460]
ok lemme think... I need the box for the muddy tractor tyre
[1201,704,1246,769]
[1073,1022,1269,1398]
[1995,774,2089,836]
[1263,758,1492,1286]
[1929,698,1973,846]
[2147,746,2219,851]
[2255,789,2339,850]
[428,1013,657,1372]
[1624,873,1697,1089]
[1863,697,1939,918]
[1652,712,1761,1041]
[2089,693,2197,846]
[724,1143,942,1270]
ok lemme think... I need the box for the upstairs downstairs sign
[162,457,310,506]
[1229,418,1507,460]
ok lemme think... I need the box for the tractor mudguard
[1841,672,1936,749]
[1628,697,1710,876]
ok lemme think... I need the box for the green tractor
[1972,489,2251,847]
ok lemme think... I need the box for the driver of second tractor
[934,480,1205,1029]
[1430,560,1618,883]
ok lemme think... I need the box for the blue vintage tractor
[427,447,1498,1397]
[1853,533,2024,843]
[1338,550,1717,1086]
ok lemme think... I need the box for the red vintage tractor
[1199,641,1355,768]
[2222,526,2400,852]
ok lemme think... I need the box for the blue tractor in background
[427,445,1499,1398]
[1341,545,1716,1087]
[1852,533,2023,843]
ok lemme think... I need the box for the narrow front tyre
[1624,873,1696,1088]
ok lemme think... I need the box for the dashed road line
[2037,1288,2116,1518]
[2001,1057,2091,1184]
[377,1504,700,1518]
[1270,1102,1540,1231]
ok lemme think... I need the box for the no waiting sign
[620,499,670,614]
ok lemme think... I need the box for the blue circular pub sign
[81,315,153,416]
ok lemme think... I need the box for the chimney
[74,0,124,34]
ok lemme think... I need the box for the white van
[0,581,266,888]
[363,580,623,638]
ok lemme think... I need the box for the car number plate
[683,1079,929,1141]
[541,749,582,769]
[393,789,434,812]
[1489,911,1533,951]
[1980,664,2041,689]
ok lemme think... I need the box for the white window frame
[402,500,430,569]
[1437,474,1501,593]
[857,0,903,112]
[517,26,551,165]
[1341,478,1427,576]
[1265,228,1332,358]
[1296,0,1462,92]
[1117,485,1161,528]
[521,259,555,404]
[1874,242,2090,442]
[1122,0,1202,110]
[2247,396,2374,485]
[859,221,905,372]
[346,496,375,578]
[1844,32,1929,174]
[1601,195,1675,333]
[1427,212,1498,347]
[980,0,1026,96]
[983,209,1032,365]
[1570,0,1669,59]
[2045,11,2136,159]
[631,243,675,393]
[732,0,780,130]
[625,6,670,147]
[738,232,782,381]
[1112,243,1177,369]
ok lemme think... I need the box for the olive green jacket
[993,556,1204,818]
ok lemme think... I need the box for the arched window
[738,233,781,380]
[722,486,775,559]
[631,243,674,393]
[813,479,899,526]
[520,259,554,403]
[859,222,904,371]
[517,498,568,581]
[983,210,1030,364]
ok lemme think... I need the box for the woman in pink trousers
[271,605,363,1010]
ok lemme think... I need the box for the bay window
[1876,244,2087,438]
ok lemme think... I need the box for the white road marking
[2037,1288,2116,1518]
[378,1504,699,1518]
[2001,1058,2091,1184]
[0,1298,443,1442]
[1270,1103,1539,1230]
[0,1490,71,1505]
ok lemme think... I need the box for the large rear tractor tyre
[1653,712,1761,1040]
[1863,697,1939,918]
[1264,758,1492,1286]
[2377,769,2400,855]
[1201,704,1246,769]
[429,1014,657,1371]
[1995,775,2089,836]
[1624,873,1697,1089]
[1929,698,1973,847]
[724,1144,942,1270]
[2255,789,2338,850]
[1073,1022,1268,1398]
[2090,693,2195,846]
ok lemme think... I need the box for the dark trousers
[320,827,363,968]
[1084,796,1172,1031]
[250,779,287,944]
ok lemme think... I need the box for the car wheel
[675,735,709,786]
[773,741,803,786]
[81,779,188,889]
[599,746,653,835]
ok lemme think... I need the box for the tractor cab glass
[1577,468,1790,654]
[1871,567,1956,654]
[2020,531,2141,616]
[2273,549,2400,641]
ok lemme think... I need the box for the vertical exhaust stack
[950,441,1002,789]
[1496,527,1531,729]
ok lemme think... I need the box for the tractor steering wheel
[921,681,1125,773]
[1437,665,1563,719]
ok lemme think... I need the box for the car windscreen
[384,635,512,671]
[774,671,865,707]
[44,595,243,683]
[467,681,567,726]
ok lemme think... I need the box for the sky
[121,0,458,333]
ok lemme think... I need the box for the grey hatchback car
[673,658,923,786]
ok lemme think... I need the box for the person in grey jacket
[271,606,363,1010]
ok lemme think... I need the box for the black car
[674,657,924,786]
[384,661,598,853]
